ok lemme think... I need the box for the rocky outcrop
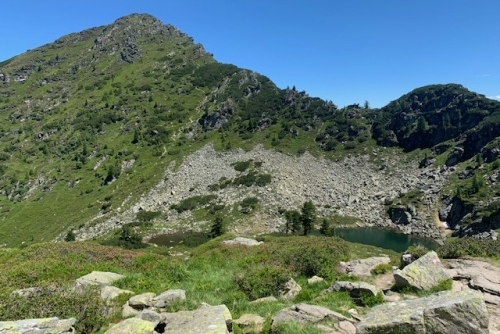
[338,256,391,277]
[446,258,500,305]
[356,290,489,334]
[393,251,451,290]
[271,303,356,334]
[0,317,76,334]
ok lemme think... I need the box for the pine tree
[210,215,225,238]
[319,218,330,235]
[301,200,316,236]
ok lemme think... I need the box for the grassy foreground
[0,234,399,333]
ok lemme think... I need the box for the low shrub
[234,265,290,300]
[359,291,385,307]
[370,263,393,275]
[437,238,500,258]
[0,284,106,334]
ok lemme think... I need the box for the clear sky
[1,1,499,107]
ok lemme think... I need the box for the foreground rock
[338,256,391,277]
[393,251,451,290]
[222,237,263,246]
[356,290,488,334]
[271,303,356,333]
[0,317,75,334]
[162,304,232,333]
[446,258,500,305]
[105,317,156,334]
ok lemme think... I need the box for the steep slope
[0,14,499,246]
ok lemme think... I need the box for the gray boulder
[393,251,451,290]
[128,292,156,310]
[162,304,232,333]
[104,317,155,334]
[356,290,488,334]
[327,281,380,298]
[150,289,186,308]
[0,317,76,334]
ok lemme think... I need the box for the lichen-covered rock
[128,292,156,310]
[104,317,155,334]
[162,304,232,333]
[249,296,278,304]
[327,281,380,298]
[279,278,301,300]
[136,309,163,323]
[356,290,489,334]
[101,286,133,303]
[234,314,265,333]
[149,289,186,308]
[393,251,451,290]
[75,271,124,287]
[0,317,75,333]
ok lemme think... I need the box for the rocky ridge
[74,144,451,241]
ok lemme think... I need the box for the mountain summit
[0,14,499,246]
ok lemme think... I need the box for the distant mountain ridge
[0,13,499,246]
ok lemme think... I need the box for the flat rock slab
[356,290,489,334]
[393,251,451,290]
[340,256,391,277]
[222,237,263,246]
[162,304,232,334]
[446,258,500,305]
[271,303,354,333]
[76,271,124,287]
[0,317,76,333]
[104,317,155,334]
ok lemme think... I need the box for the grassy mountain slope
[0,14,499,246]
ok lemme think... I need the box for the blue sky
[1,1,498,107]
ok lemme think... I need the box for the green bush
[234,265,290,300]
[170,195,217,213]
[279,237,350,279]
[437,238,500,258]
[359,291,385,307]
[0,284,106,334]
[370,263,393,275]
[232,160,252,172]
[136,210,161,222]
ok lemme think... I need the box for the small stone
[307,276,324,284]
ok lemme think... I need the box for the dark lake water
[149,227,440,253]
[333,227,439,253]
